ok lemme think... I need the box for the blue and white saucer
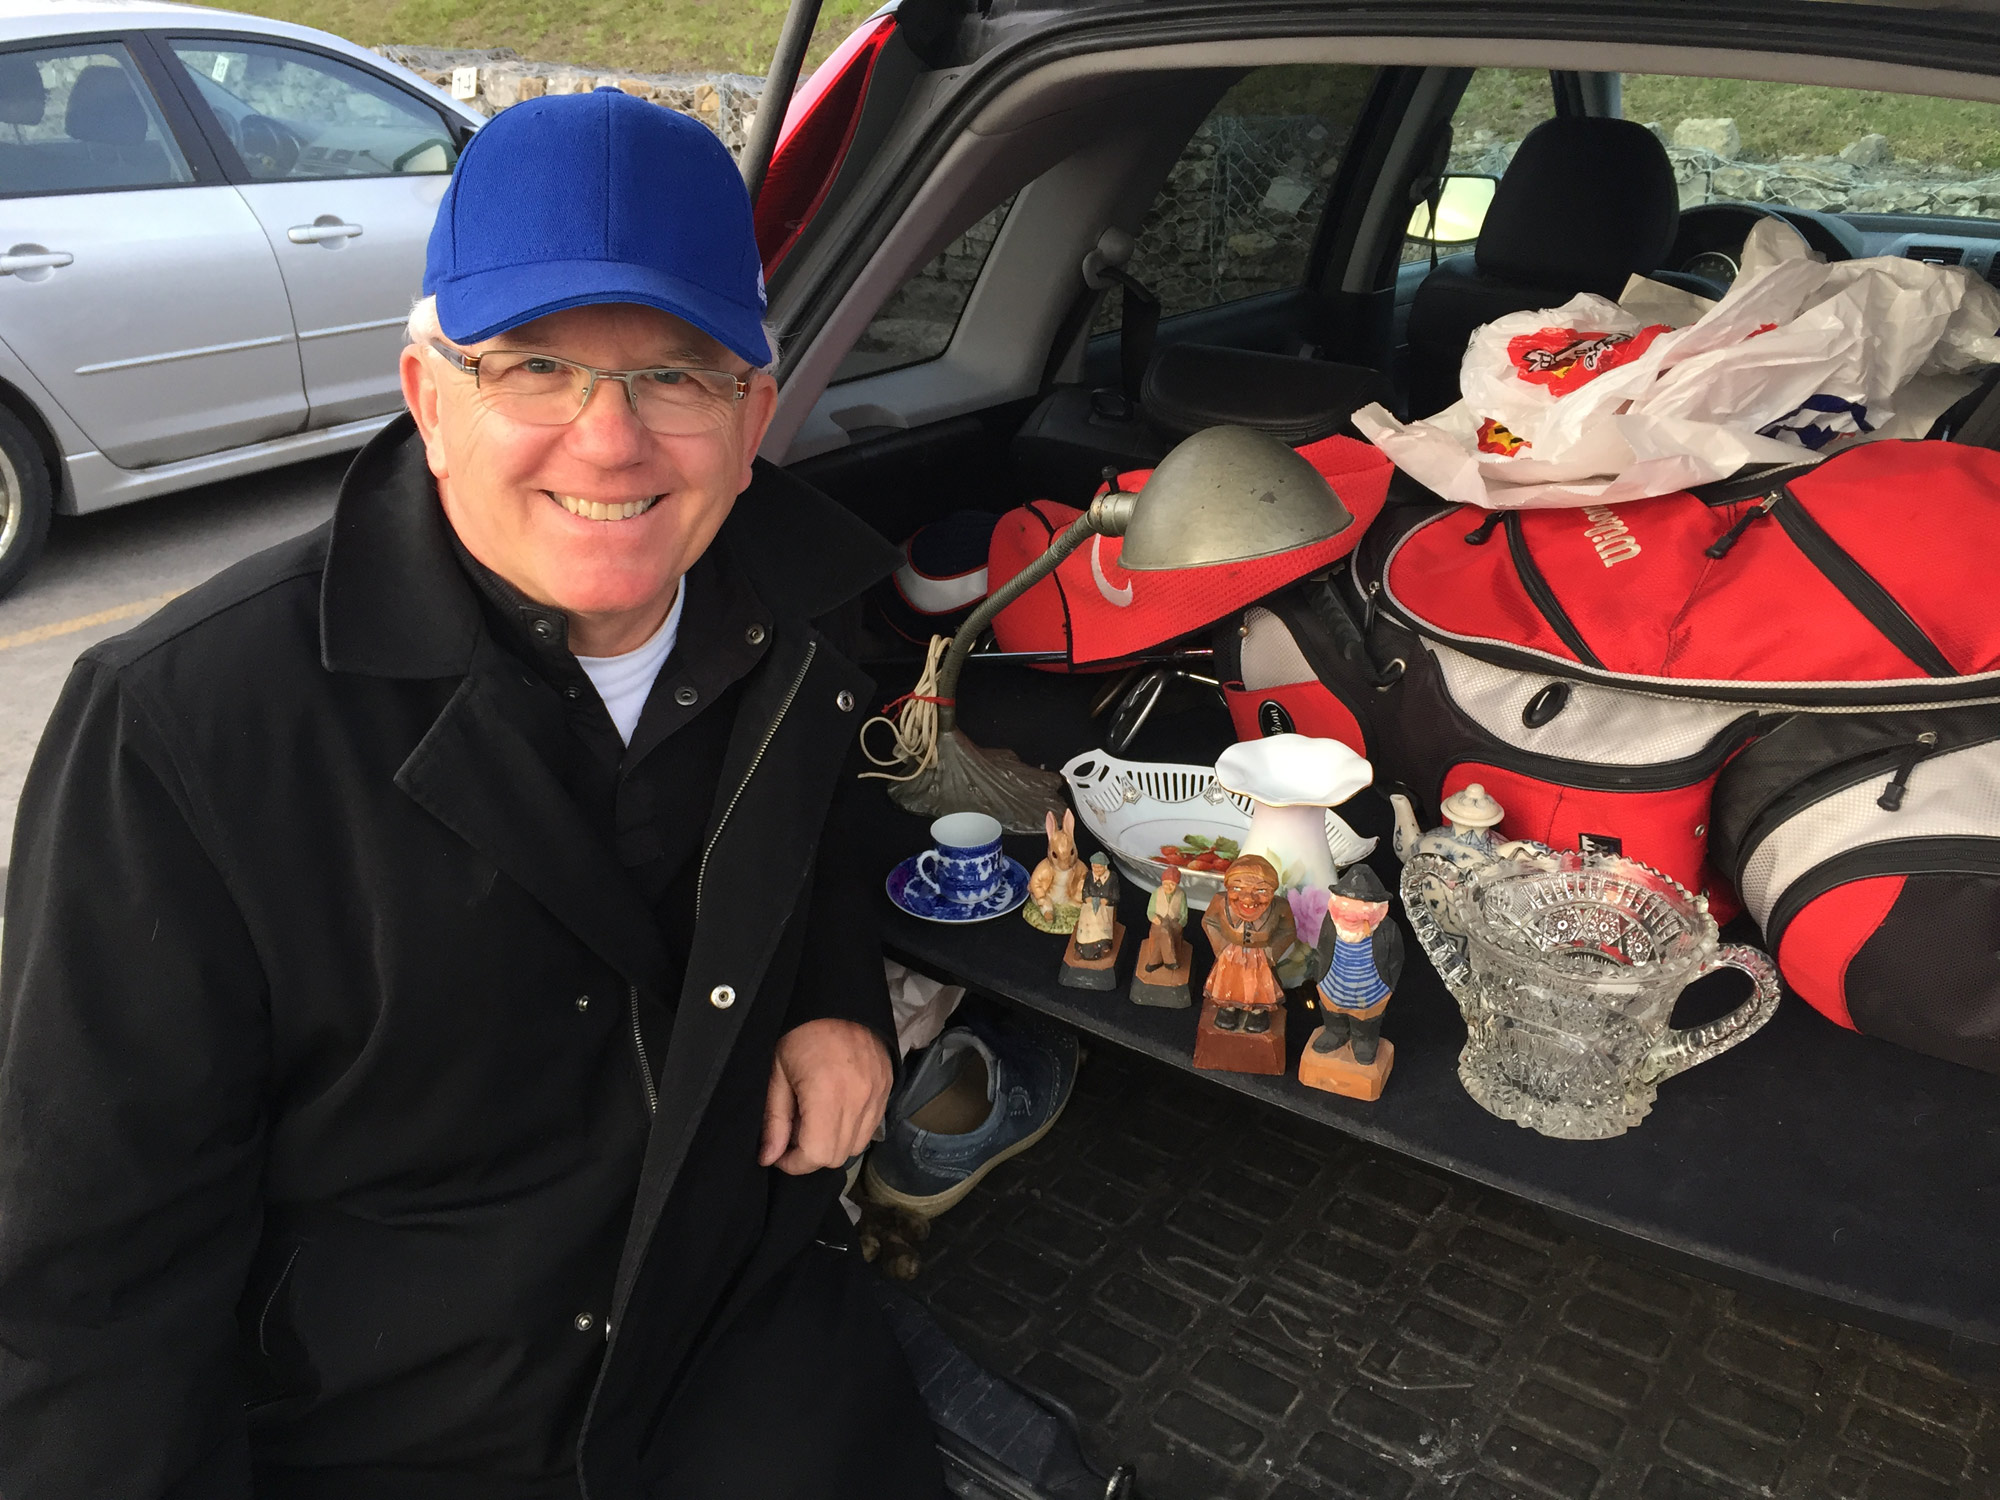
[886,854,1031,923]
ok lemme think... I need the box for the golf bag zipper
[1704,490,1781,558]
[1503,511,1604,669]
[1876,732,1939,811]
[1765,488,1956,677]
[1764,836,2000,952]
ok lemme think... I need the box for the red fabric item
[990,435,1393,664]
[754,14,895,271]
[1776,875,1906,1032]
[1384,440,2000,688]
[1224,681,1367,758]
[1440,762,1723,901]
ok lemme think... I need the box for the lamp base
[885,728,1066,835]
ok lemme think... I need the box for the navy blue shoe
[864,1010,1080,1216]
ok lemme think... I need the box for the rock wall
[374,45,766,155]
[382,52,2000,228]
[1451,118,2000,220]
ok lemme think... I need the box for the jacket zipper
[1503,512,1605,669]
[628,983,658,1116]
[694,640,817,927]
[623,642,819,1119]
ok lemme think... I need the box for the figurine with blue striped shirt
[1301,864,1404,1100]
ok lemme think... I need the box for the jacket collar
[319,414,896,679]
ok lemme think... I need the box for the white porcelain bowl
[1060,749,1375,905]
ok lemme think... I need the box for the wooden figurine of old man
[1131,864,1193,1008]
[1302,863,1404,1100]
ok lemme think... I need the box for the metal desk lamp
[865,425,1354,831]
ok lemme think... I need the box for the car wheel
[0,405,53,602]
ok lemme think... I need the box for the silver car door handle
[287,222,363,244]
[0,250,73,273]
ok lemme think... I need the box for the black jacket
[0,419,900,1498]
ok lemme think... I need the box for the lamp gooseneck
[932,487,1136,734]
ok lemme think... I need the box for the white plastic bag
[1354,228,2000,509]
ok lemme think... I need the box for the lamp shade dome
[1119,426,1353,572]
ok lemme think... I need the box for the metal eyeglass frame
[427,340,750,424]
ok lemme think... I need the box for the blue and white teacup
[914,811,1006,906]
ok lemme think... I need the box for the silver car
[0,0,483,597]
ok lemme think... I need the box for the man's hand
[760,1019,894,1175]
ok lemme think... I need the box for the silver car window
[167,40,457,181]
[0,43,193,196]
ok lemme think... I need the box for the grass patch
[1453,68,2000,172]
[235,0,880,78]
[1623,75,2000,170]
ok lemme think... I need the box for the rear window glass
[833,195,1016,382]
[1098,63,1376,330]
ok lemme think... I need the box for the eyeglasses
[428,341,751,435]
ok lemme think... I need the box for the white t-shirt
[576,581,687,745]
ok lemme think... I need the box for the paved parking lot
[0,457,344,908]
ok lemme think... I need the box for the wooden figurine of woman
[1060,854,1125,991]
[1200,854,1296,1036]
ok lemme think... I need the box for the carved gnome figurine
[1301,864,1404,1100]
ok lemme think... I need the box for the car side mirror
[1406,174,1499,245]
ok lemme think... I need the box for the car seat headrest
[0,55,45,127]
[1475,116,1680,293]
[65,65,148,145]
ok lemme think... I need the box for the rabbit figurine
[1024,809,1087,934]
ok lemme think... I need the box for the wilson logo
[1581,506,1641,567]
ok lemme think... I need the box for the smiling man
[0,90,940,1498]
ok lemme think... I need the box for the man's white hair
[406,294,780,372]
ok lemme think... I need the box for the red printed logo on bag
[1507,324,1669,395]
[1476,418,1530,455]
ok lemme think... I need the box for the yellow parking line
[0,590,183,652]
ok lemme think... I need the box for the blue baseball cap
[424,87,770,365]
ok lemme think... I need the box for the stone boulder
[1673,117,1742,157]
[1840,133,1894,167]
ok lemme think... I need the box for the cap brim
[435,257,769,366]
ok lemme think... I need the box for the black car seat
[64,64,170,187]
[1405,116,1683,419]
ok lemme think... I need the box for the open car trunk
[752,3,2000,1493]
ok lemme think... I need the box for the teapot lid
[1441,782,1505,829]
